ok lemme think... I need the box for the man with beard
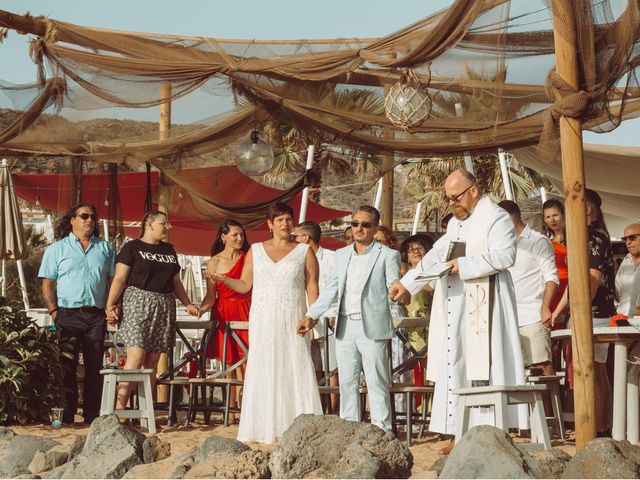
[390,169,526,449]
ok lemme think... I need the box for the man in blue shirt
[39,203,115,425]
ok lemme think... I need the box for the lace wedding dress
[237,242,323,444]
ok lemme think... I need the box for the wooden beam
[552,0,596,449]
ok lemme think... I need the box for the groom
[297,205,400,431]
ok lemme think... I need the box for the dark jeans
[56,308,106,423]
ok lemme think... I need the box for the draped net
[0,0,639,232]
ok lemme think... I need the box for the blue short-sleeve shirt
[38,234,116,308]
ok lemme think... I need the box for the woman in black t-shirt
[106,211,199,414]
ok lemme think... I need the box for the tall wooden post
[157,83,172,403]
[552,0,596,448]
[380,84,394,228]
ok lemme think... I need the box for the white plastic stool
[100,368,156,434]
[453,384,551,449]
[527,375,565,440]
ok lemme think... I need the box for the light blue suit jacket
[306,241,400,340]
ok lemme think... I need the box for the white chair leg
[627,365,640,444]
[455,395,470,443]
[137,382,148,431]
[142,375,156,434]
[531,392,552,449]
[100,375,111,416]
[105,375,117,415]
[550,383,565,440]
[494,393,508,431]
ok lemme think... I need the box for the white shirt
[615,254,640,316]
[313,247,337,337]
[509,225,559,327]
[341,241,376,315]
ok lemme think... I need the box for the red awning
[13,166,348,255]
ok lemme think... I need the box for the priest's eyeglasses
[444,185,473,204]
[622,233,640,242]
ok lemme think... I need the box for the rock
[561,438,640,479]
[0,429,14,441]
[14,474,40,479]
[67,436,86,462]
[123,448,197,479]
[142,436,171,464]
[440,425,570,479]
[28,445,70,475]
[60,414,146,479]
[194,436,250,465]
[269,414,412,478]
[38,463,67,479]
[430,456,448,477]
[517,444,570,479]
[0,435,59,478]
[185,450,270,479]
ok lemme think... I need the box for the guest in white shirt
[293,221,339,411]
[616,223,640,317]
[499,200,558,376]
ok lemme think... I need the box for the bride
[208,202,323,443]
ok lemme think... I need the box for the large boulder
[440,425,570,479]
[28,445,70,475]
[67,435,86,462]
[194,436,250,465]
[142,436,171,464]
[269,414,413,478]
[561,438,640,479]
[60,415,146,479]
[185,450,270,479]
[0,434,59,478]
[123,448,197,479]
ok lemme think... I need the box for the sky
[1,0,639,146]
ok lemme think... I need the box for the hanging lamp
[384,69,431,129]
[235,130,275,176]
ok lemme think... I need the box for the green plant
[0,298,73,424]
[4,224,48,308]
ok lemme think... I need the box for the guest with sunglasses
[39,203,116,425]
[616,224,640,317]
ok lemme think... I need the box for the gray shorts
[519,321,551,366]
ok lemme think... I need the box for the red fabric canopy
[13,166,348,255]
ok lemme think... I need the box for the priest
[390,169,526,441]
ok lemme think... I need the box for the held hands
[540,305,552,330]
[105,305,119,325]
[296,316,316,337]
[186,304,200,317]
[389,280,411,304]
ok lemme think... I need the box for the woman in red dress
[200,220,251,421]
[544,199,572,389]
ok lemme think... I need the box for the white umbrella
[182,263,200,304]
[0,159,29,308]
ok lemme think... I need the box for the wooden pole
[380,83,394,229]
[157,82,172,403]
[552,0,596,448]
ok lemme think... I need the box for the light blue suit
[306,241,400,430]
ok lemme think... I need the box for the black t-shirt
[588,222,616,318]
[116,239,180,293]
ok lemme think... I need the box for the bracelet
[49,308,58,315]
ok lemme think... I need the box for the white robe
[401,197,527,434]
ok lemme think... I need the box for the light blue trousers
[335,317,392,431]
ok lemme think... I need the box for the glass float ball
[384,80,431,129]
[236,131,275,176]
[51,419,62,429]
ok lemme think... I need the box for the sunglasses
[76,213,97,220]
[444,185,473,204]
[622,233,640,242]
[351,220,373,229]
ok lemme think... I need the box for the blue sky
[1,0,638,146]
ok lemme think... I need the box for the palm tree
[260,84,385,189]
[401,65,555,229]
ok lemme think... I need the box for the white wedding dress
[237,242,323,444]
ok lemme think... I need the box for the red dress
[550,241,569,313]
[550,240,572,387]
[207,253,251,363]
